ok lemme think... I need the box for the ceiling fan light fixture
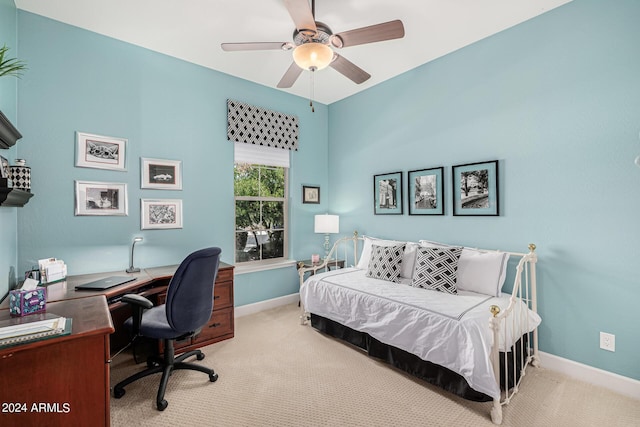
[293,42,333,71]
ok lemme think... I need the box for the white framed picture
[141,199,183,229]
[140,158,182,190]
[75,132,127,171]
[75,181,128,216]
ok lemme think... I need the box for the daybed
[298,233,540,425]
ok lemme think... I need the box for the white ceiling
[15,0,572,105]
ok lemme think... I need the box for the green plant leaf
[0,45,28,78]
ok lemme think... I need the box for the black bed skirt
[311,314,529,403]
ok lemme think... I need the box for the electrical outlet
[600,332,615,352]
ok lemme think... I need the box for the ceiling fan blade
[277,62,303,88]
[330,54,371,84]
[284,0,317,35]
[331,20,405,48]
[221,42,291,52]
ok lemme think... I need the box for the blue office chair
[113,247,222,411]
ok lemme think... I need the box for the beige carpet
[110,304,640,427]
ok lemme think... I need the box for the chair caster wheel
[196,352,205,361]
[157,399,168,411]
[113,387,125,399]
[209,373,218,382]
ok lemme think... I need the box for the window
[234,162,288,264]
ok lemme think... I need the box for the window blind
[234,142,290,168]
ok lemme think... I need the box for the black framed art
[302,185,320,204]
[408,167,444,215]
[452,160,499,216]
[373,171,403,215]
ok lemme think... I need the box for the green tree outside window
[234,163,287,263]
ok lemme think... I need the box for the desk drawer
[158,282,231,309]
[216,267,234,283]
[213,280,232,309]
[194,307,233,344]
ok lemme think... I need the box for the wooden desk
[0,296,114,427]
[0,262,233,426]
[1,263,236,355]
[32,266,172,304]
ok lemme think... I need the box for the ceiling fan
[221,0,405,89]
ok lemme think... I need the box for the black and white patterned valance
[227,99,299,151]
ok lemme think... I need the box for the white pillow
[357,236,418,279]
[419,240,509,297]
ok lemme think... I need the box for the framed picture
[75,181,128,216]
[141,199,183,229]
[373,171,403,215]
[452,160,499,216]
[0,155,11,186]
[141,158,182,190]
[408,167,444,215]
[302,185,320,204]
[75,132,127,171]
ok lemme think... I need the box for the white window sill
[234,259,297,275]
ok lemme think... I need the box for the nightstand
[296,259,346,308]
[297,258,345,276]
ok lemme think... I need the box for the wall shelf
[0,110,22,149]
[0,188,33,207]
[0,110,32,207]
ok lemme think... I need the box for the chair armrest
[120,293,154,336]
[121,293,153,309]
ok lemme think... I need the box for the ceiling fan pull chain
[309,69,315,113]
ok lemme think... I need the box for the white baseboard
[234,293,299,318]
[539,351,640,400]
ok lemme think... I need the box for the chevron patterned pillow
[412,246,463,294]
[366,244,405,283]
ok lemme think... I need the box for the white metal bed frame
[298,232,540,425]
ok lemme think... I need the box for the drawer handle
[209,322,222,328]
[213,295,221,300]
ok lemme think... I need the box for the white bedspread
[300,268,541,399]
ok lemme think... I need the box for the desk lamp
[314,214,339,259]
[126,237,144,273]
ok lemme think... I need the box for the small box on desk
[9,288,47,317]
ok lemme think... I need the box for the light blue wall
[328,0,640,380]
[16,11,330,307]
[12,0,640,381]
[0,0,19,299]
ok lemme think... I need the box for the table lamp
[126,237,143,273]
[314,214,339,259]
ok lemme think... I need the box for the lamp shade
[314,214,339,234]
[293,42,333,71]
